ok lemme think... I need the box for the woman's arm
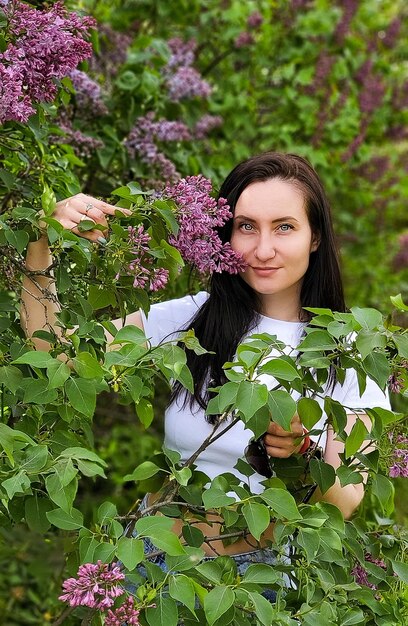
[20,194,133,348]
[264,412,373,519]
[310,412,374,518]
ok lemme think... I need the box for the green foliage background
[0,0,407,624]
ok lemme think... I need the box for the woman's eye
[240,223,253,231]
[278,223,293,232]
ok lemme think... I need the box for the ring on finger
[85,202,94,214]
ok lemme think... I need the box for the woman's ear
[311,232,320,252]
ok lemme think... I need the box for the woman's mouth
[251,266,280,276]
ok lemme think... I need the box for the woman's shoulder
[140,291,209,346]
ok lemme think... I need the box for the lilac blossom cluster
[193,114,223,139]
[0,1,95,124]
[69,69,108,117]
[165,175,247,274]
[388,432,408,478]
[393,234,408,271]
[59,561,124,609]
[105,596,140,626]
[334,0,359,45]
[118,225,169,291]
[52,109,103,158]
[234,11,263,49]
[125,112,191,182]
[352,554,387,589]
[90,24,134,78]
[162,38,211,102]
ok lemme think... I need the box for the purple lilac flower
[234,32,255,49]
[105,596,140,626]
[381,18,401,49]
[90,23,133,77]
[52,109,103,158]
[125,113,190,182]
[310,51,335,93]
[334,0,359,44]
[352,554,386,589]
[193,114,223,139]
[355,156,390,183]
[162,37,211,102]
[59,561,124,610]
[68,69,108,116]
[388,433,408,478]
[165,175,247,275]
[247,11,263,29]
[0,1,95,124]
[118,225,169,291]
[393,234,408,271]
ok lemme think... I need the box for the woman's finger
[77,193,132,217]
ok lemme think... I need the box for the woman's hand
[263,413,305,458]
[51,193,131,243]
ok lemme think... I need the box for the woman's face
[230,178,319,320]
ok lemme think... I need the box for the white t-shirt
[140,292,390,494]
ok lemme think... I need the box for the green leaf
[20,444,48,472]
[25,496,53,533]
[204,585,235,626]
[316,527,344,562]
[65,377,96,417]
[393,334,408,359]
[124,461,161,482]
[267,390,296,431]
[339,609,366,625]
[371,474,394,515]
[60,447,107,467]
[390,294,408,311]
[79,536,99,564]
[46,507,84,530]
[72,352,105,379]
[355,331,386,360]
[135,515,174,535]
[391,560,408,583]
[309,459,336,494]
[242,563,279,584]
[182,525,205,548]
[135,397,154,428]
[247,591,273,626]
[236,381,268,421]
[350,307,383,330]
[97,501,117,525]
[169,575,196,615]
[0,366,23,393]
[13,351,56,368]
[23,379,58,405]
[297,528,320,563]
[88,285,116,310]
[362,352,390,390]
[2,471,31,499]
[259,357,300,381]
[261,488,301,520]
[336,465,364,487]
[116,537,144,570]
[345,417,369,458]
[47,360,71,389]
[202,488,236,509]
[297,330,337,351]
[111,325,147,345]
[5,229,29,254]
[242,502,270,540]
[297,397,322,430]
[46,474,78,512]
[146,596,178,626]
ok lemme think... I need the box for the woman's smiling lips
[250,266,281,276]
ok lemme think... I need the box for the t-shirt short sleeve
[331,368,391,411]
[139,291,209,347]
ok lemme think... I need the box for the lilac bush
[59,561,124,609]
[0,0,95,124]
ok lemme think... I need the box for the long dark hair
[171,152,346,412]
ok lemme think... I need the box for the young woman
[22,152,390,566]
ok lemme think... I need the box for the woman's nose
[254,235,276,261]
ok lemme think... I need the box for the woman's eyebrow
[234,214,300,224]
